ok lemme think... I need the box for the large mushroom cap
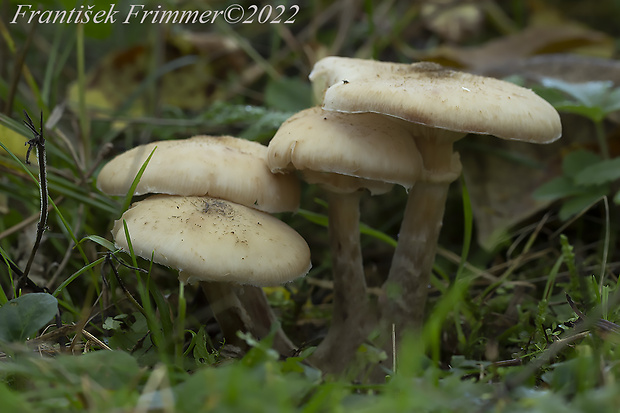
[112,195,311,286]
[97,135,300,213]
[268,107,423,192]
[310,57,562,144]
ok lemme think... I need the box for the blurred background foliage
[2,0,620,411]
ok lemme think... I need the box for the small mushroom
[310,56,562,366]
[268,107,422,372]
[97,135,300,213]
[113,195,311,351]
[113,195,311,286]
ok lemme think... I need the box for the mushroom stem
[310,190,375,373]
[381,139,461,362]
[383,180,450,327]
[200,281,295,355]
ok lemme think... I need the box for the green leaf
[264,76,312,112]
[80,234,117,251]
[0,293,58,342]
[541,78,609,107]
[103,315,125,331]
[533,176,583,201]
[574,157,620,186]
[540,78,620,121]
[552,104,606,122]
[55,350,142,390]
[562,150,601,179]
[121,146,157,213]
[0,382,34,413]
[558,187,609,221]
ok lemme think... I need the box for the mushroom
[113,195,311,351]
[97,135,306,353]
[113,195,311,285]
[310,56,562,360]
[97,135,299,213]
[268,107,422,372]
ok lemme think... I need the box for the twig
[566,292,620,339]
[18,111,48,291]
[104,253,148,315]
[81,329,112,351]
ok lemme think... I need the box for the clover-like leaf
[0,293,58,342]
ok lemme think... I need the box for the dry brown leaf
[460,55,620,249]
[413,24,614,70]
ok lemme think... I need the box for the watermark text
[10,4,300,25]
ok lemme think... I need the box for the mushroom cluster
[267,56,561,374]
[97,56,562,378]
[97,135,311,353]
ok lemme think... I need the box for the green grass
[2,1,620,411]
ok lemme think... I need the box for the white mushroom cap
[97,135,300,213]
[268,107,423,193]
[112,195,311,286]
[309,57,562,144]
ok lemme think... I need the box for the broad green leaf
[562,150,601,179]
[0,293,58,342]
[558,187,609,221]
[540,78,620,121]
[552,104,606,122]
[541,78,610,108]
[533,176,583,201]
[574,157,620,185]
[54,350,142,390]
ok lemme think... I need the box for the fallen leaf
[414,24,614,70]
[460,55,620,249]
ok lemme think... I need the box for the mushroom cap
[97,135,300,213]
[268,107,423,192]
[112,195,312,286]
[309,57,562,144]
